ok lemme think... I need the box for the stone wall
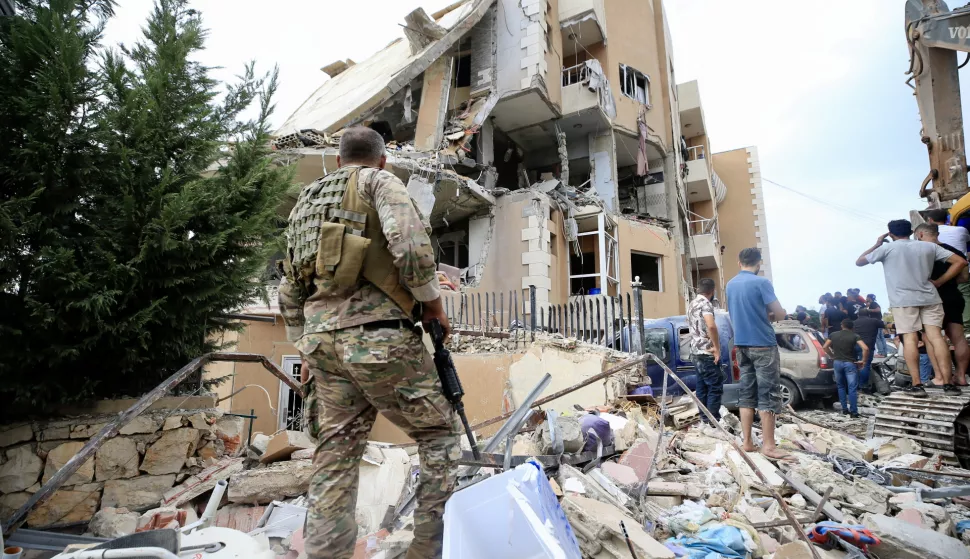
[0,406,245,528]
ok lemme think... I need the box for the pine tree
[0,0,291,409]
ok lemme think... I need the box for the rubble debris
[88,506,139,538]
[227,459,315,504]
[863,513,970,559]
[136,506,187,532]
[250,433,271,454]
[0,444,43,493]
[160,457,244,507]
[562,494,674,558]
[291,448,314,460]
[539,415,585,454]
[102,474,176,509]
[254,499,308,538]
[140,428,200,475]
[260,430,315,464]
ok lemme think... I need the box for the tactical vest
[285,166,416,315]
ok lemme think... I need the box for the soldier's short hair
[738,247,762,267]
[339,126,386,163]
[698,278,716,295]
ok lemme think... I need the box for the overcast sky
[104,0,950,312]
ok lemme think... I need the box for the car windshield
[643,328,669,361]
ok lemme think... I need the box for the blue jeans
[737,346,782,413]
[876,329,888,355]
[859,351,874,390]
[833,360,859,415]
[920,353,934,384]
[692,353,724,423]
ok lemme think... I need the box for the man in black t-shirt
[822,319,869,417]
[822,301,847,338]
[916,223,970,386]
[854,309,886,391]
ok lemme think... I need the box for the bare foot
[761,447,792,460]
[742,442,760,453]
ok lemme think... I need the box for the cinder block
[521,227,541,241]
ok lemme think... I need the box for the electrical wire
[761,177,889,225]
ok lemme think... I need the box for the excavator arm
[906,0,970,202]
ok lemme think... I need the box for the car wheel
[779,378,801,408]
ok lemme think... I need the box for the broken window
[630,251,661,292]
[570,252,597,295]
[436,237,469,269]
[619,64,650,106]
[455,54,471,88]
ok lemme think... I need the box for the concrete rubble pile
[9,370,970,559]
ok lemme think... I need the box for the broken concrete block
[291,448,314,460]
[197,439,225,462]
[227,459,315,504]
[26,485,101,528]
[136,506,187,532]
[896,507,929,528]
[102,474,176,510]
[773,541,848,559]
[878,438,922,462]
[863,513,970,559]
[186,412,210,430]
[260,430,315,464]
[140,428,199,475]
[214,416,246,456]
[0,423,34,448]
[118,416,159,435]
[95,437,139,481]
[645,495,682,509]
[538,416,585,454]
[250,433,270,454]
[789,459,891,515]
[162,416,183,430]
[561,495,674,558]
[890,492,918,507]
[0,444,43,493]
[89,507,139,538]
[618,439,656,483]
[43,441,94,485]
[601,461,638,488]
[160,457,244,507]
[727,449,785,490]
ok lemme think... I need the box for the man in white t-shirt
[926,209,970,331]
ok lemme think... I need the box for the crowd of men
[857,215,970,400]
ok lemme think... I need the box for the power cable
[761,177,890,225]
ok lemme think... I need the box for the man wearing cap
[856,219,967,397]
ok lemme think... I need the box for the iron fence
[440,281,648,353]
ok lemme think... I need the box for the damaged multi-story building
[208,0,773,440]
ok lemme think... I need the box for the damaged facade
[210,0,772,439]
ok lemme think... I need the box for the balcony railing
[686,145,707,161]
[688,215,718,240]
[562,62,591,87]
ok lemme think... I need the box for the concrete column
[415,56,454,152]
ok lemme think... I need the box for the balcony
[562,62,606,116]
[560,0,607,48]
[677,80,706,139]
[685,146,713,203]
[688,217,721,271]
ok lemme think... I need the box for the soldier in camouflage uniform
[278,127,461,559]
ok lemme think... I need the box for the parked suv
[722,320,837,408]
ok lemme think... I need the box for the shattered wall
[370,342,626,444]
[469,5,498,95]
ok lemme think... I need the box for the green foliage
[0,0,291,409]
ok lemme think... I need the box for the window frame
[619,63,651,107]
[630,250,663,292]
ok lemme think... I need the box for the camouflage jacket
[278,166,439,341]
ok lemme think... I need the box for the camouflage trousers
[295,324,462,559]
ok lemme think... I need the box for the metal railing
[562,62,591,87]
[686,145,707,161]
[687,215,719,239]
[440,280,649,353]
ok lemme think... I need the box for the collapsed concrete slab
[863,513,970,559]
[160,457,244,507]
[227,460,316,505]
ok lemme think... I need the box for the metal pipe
[596,298,602,346]
[214,313,276,323]
[529,285,537,341]
[69,549,180,559]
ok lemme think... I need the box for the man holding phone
[856,219,966,397]
[687,278,723,425]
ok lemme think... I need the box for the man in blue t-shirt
[726,247,788,459]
